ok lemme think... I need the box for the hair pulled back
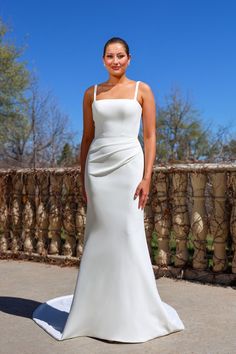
[103,37,130,58]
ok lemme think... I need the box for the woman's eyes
[107,55,125,59]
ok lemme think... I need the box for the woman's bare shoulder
[84,84,96,95]
[139,81,153,93]
[83,84,96,103]
[138,81,156,106]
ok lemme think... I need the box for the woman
[32,36,185,343]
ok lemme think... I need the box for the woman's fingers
[138,190,149,209]
[134,180,150,209]
[134,185,141,199]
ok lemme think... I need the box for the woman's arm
[80,86,95,203]
[134,82,156,209]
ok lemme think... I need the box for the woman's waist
[86,135,143,176]
[93,134,139,141]
[88,135,142,155]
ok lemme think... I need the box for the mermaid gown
[32,80,185,342]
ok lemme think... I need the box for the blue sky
[1,0,236,144]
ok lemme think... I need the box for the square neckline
[92,98,142,110]
[92,81,142,110]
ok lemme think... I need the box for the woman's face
[103,43,130,76]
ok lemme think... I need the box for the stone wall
[0,164,236,286]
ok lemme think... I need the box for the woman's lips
[112,67,120,70]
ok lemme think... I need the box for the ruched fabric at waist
[86,136,143,177]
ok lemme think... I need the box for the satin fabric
[32,81,185,342]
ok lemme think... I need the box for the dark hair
[103,37,130,57]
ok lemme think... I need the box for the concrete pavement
[0,259,235,354]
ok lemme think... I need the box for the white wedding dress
[32,81,185,343]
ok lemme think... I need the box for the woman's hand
[133,177,151,210]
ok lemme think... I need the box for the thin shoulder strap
[134,81,140,100]
[94,84,97,101]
